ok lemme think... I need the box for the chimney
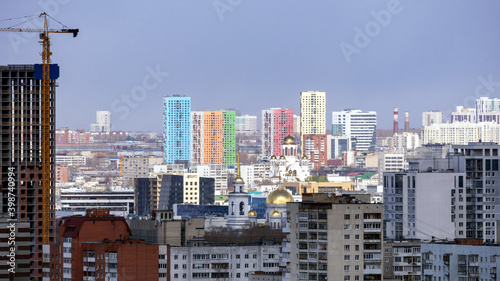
[404,111,409,132]
[393,107,399,135]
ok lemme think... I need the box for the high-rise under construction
[0,64,57,279]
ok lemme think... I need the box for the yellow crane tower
[0,13,78,244]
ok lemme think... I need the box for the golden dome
[266,188,294,205]
[301,155,308,159]
[282,135,296,145]
[233,176,244,184]
[270,210,281,217]
[270,155,277,159]
[248,209,257,217]
[279,155,286,159]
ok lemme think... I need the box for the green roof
[356,173,376,180]
[214,196,228,200]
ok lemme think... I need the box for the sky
[1,1,500,133]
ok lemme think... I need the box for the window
[345,224,351,230]
[345,214,350,220]
[344,265,350,271]
[344,235,350,240]
[174,264,178,269]
[345,245,350,251]
[355,214,360,219]
[344,255,350,261]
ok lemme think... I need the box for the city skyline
[1,1,499,133]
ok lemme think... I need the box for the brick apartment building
[44,209,166,280]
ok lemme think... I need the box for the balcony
[364,268,382,275]
[364,218,382,223]
[364,228,381,233]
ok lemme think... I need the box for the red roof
[60,216,130,238]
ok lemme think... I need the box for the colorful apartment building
[163,96,191,164]
[191,110,236,166]
[261,108,294,158]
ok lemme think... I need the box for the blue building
[173,204,228,218]
[163,96,191,164]
[249,193,267,219]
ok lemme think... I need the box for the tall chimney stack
[393,107,399,135]
[404,111,409,132]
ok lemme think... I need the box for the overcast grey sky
[1,1,499,133]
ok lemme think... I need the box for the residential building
[300,91,326,144]
[134,177,159,216]
[157,173,215,211]
[56,128,91,144]
[90,110,111,132]
[170,245,281,280]
[327,135,352,160]
[236,114,257,133]
[476,96,500,123]
[59,188,134,217]
[293,114,301,136]
[332,109,377,151]
[121,156,163,187]
[390,132,420,154]
[286,193,383,281]
[56,163,69,183]
[422,122,500,145]
[422,240,500,281]
[261,108,294,158]
[379,154,406,173]
[55,155,86,166]
[422,110,443,127]
[383,170,462,241]
[44,209,163,281]
[193,164,229,196]
[163,95,191,164]
[451,106,476,123]
[452,143,500,242]
[128,213,205,246]
[0,64,57,279]
[302,134,328,170]
[191,110,236,166]
[384,142,500,243]
[383,239,422,280]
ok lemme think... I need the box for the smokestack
[393,107,399,135]
[404,111,409,132]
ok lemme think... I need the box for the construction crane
[0,13,78,244]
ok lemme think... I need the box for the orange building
[302,134,328,170]
[45,209,167,280]
[55,163,69,183]
[203,111,223,164]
